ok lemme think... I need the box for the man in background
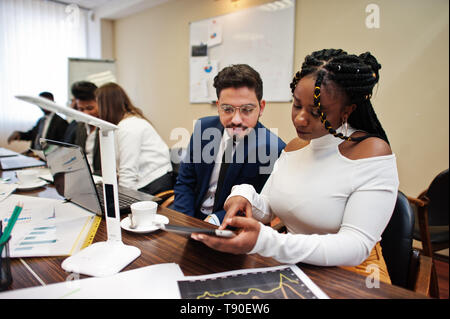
[8,91,68,150]
[173,64,285,225]
[68,81,102,175]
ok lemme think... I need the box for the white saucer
[16,179,47,190]
[121,214,169,234]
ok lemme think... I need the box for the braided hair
[290,49,389,144]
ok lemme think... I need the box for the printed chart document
[178,265,329,299]
[0,263,184,299]
[0,194,100,257]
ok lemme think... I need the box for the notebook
[40,138,159,216]
[0,147,19,158]
[0,153,46,170]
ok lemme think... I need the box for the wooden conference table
[1,169,426,299]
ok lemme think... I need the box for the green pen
[0,203,23,253]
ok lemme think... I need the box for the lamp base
[61,241,141,277]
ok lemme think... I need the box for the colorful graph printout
[178,265,328,299]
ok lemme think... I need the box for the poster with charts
[189,57,219,103]
[177,265,329,299]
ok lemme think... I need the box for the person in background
[62,88,80,144]
[65,81,102,175]
[192,49,399,285]
[8,91,68,150]
[96,82,173,195]
[173,64,285,225]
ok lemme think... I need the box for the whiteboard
[68,58,116,99]
[189,1,295,103]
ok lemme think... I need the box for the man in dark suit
[173,64,285,225]
[68,81,102,175]
[8,91,68,150]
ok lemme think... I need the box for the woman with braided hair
[191,49,399,284]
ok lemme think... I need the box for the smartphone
[156,223,236,238]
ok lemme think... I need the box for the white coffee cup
[130,201,158,228]
[16,169,39,185]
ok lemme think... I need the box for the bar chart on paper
[0,195,100,258]
[13,223,58,255]
[177,265,328,299]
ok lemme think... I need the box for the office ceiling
[56,0,114,10]
[54,0,171,19]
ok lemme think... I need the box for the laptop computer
[40,138,160,216]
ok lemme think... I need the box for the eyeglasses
[219,104,258,117]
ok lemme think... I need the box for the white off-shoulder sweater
[227,127,399,266]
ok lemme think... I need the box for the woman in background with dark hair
[96,82,173,195]
[192,49,399,284]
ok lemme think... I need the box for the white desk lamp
[15,95,141,277]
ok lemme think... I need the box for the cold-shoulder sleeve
[248,155,399,266]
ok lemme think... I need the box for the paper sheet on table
[0,183,17,202]
[0,263,184,299]
[0,194,100,258]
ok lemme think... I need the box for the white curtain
[0,0,88,151]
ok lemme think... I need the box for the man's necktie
[213,137,235,212]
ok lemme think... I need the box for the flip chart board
[68,58,116,100]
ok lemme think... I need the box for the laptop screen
[41,139,102,215]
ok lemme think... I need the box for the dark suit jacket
[73,122,102,175]
[62,120,78,144]
[173,116,285,223]
[20,113,68,149]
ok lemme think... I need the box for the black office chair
[380,191,433,296]
[409,169,449,258]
